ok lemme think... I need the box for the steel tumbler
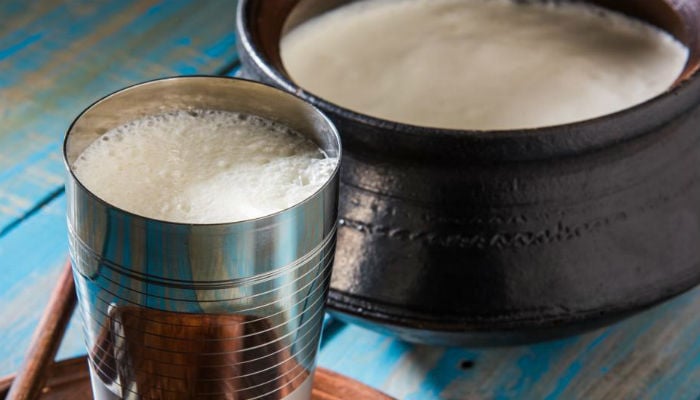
[63,76,341,400]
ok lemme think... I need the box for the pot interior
[244,0,700,88]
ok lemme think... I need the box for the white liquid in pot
[72,110,337,223]
[281,0,689,130]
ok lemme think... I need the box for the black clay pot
[236,0,700,345]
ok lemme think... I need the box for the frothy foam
[72,110,337,223]
[281,0,689,130]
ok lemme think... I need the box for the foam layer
[72,110,337,223]
[281,0,689,130]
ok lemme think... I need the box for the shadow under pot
[236,0,700,345]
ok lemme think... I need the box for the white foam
[72,110,337,223]
[281,0,689,130]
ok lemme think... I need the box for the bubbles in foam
[73,110,338,223]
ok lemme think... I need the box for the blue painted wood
[0,194,82,375]
[0,0,239,378]
[0,0,238,233]
[319,286,700,399]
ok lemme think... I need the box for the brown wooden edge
[0,261,394,399]
[5,261,76,400]
[0,356,395,400]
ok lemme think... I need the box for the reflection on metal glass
[64,77,341,399]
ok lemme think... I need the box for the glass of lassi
[63,76,341,400]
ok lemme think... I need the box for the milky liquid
[72,110,337,223]
[281,0,689,130]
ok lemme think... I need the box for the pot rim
[236,0,700,160]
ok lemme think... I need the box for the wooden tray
[3,262,392,400]
[0,356,393,400]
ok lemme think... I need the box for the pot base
[326,285,694,346]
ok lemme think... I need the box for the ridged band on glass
[64,77,341,400]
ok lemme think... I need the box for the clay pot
[236,0,700,345]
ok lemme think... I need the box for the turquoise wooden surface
[0,0,239,376]
[320,287,700,399]
[2,1,700,399]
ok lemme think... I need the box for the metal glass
[63,77,341,400]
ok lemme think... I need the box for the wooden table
[1,1,699,399]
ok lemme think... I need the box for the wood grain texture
[319,286,700,399]
[0,357,92,400]
[0,357,394,400]
[6,261,75,400]
[313,368,395,400]
[0,195,82,377]
[0,0,237,378]
[0,0,238,232]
